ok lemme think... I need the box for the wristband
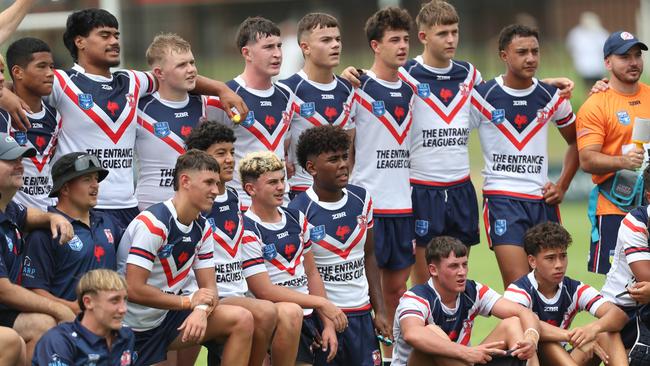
[181,296,191,310]
[195,304,209,312]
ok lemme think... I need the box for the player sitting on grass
[392,236,540,366]
[505,222,628,366]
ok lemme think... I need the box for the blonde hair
[416,0,459,29]
[145,33,191,67]
[76,269,127,311]
[239,151,284,188]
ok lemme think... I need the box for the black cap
[49,152,108,197]
[0,132,36,160]
[603,30,648,58]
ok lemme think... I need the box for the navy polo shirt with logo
[0,201,27,282]
[22,207,120,301]
[32,314,135,366]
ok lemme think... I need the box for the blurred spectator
[277,18,303,80]
[566,12,609,87]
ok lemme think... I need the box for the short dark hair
[6,37,51,79]
[498,24,539,51]
[416,0,459,29]
[185,121,236,151]
[236,16,281,52]
[173,149,220,191]
[643,164,650,195]
[297,13,339,41]
[365,7,412,46]
[425,236,467,264]
[63,9,119,61]
[296,125,350,170]
[523,222,572,256]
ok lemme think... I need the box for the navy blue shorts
[374,216,415,270]
[314,310,381,366]
[589,214,624,274]
[482,196,561,248]
[0,309,19,327]
[411,180,480,247]
[619,305,650,349]
[298,314,322,364]
[95,206,140,235]
[133,309,191,366]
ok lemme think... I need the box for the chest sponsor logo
[153,122,171,138]
[417,83,431,98]
[78,93,94,110]
[491,109,505,124]
[67,235,83,251]
[617,110,631,125]
[372,100,385,116]
[310,225,326,242]
[262,243,277,260]
[175,112,189,118]
[544,306,559,312]
[300,102,315,118]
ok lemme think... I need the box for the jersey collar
[72,63,114,83]
[527,271,564,304]
[305,186,348,210]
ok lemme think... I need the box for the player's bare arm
[24,208,74,244]
[32,288,81,314]
[364,227,391,339]
[304,251,339,362]
[544,122,579,205]
[0,278,75,322]
[540,77,575,99]
[490,298,540,360]
[579,144,644,174]
[568,302,628,348]
[177,267,219,343]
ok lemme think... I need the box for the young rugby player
[238,151,348,365]
[117,150,254,366]
[505,222,628,365]
[393,236,540,366]
[289,125,389,365]
[470,24,578,287]
[186,122,303,366]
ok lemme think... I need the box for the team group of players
[0,0,649,365]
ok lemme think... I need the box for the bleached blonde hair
[239,151,284,189]
[76,269,127,311]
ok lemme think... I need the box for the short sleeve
[205,96,230,125]
[396,291,430,323]
[47,70,65,108]
[32,328,75,366]
[193,223,215,270]
[552,97,575,129]
[21,230,56,291]
[476,282,501,316]
[342,91,356,131]
[124,212,166,272]
[131,70,157,98]
[347,89,358,130]
[469,89,488,130]
[576,97,607,150]
[504,283,532,308]
[474,68,483,85]
[576,283,607,316]
[299,212,311,253]
[619,212,650,264]
[365,193,374,229]
[6,201,27,232]
[240,230,267,278]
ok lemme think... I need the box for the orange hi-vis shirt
[576,82,650,215]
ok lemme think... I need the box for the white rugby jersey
[241,207,312,315]
[117,199,214,331]
[470,76,574,199]
[135,92,207,210]
[505,271,605,329]
[49,64,156,209]
[400,57,482,185]
[1,101,61,210]
[277,70,355,191]
[601,205,650,307]
[392,279,500,366]
[349,71,414,215]
[288,185,373,311]
[207,187,247,298]
[205,77,293,209]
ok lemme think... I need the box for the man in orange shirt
[577,30,650,274]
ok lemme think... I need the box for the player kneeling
[392,237,540,366]
[505,222,628,366]
[118,150,254,366]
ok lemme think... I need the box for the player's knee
[17,313,56,341]
[251,300,278,331]
[276,302,303,328]
[0,327,23,356]
[499,317,523,335]
[232,307,255,334]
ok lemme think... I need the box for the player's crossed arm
[490,297,540,360]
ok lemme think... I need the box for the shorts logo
[372,349,381,365]
[310,225,326,242]
[241,111,255,128]
[78,93,94,110]
[617,110,631,125]
[415,220,429,237]
[494,219,507,236]
[417,83,431,98]
[153,122,171,138]
[491,109,505,124]
[262,243,277,261]
[13,131,27,146]
[67,235,83,251]
[372,100,385,116]
[300,102,315,118]
[159,243,174,258]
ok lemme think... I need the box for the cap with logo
[603,30,648,58]
[0,132,36,160]
[49,152,109,197]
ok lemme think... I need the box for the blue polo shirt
[0,200,27,283]
[33,314,135,366]
[22,207,120,301]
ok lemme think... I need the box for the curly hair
[185,121,236,151]
[425,236,467,264]
[365,7,412,46]
[523,222,572,256]
[239,151,284,189]
[296,125,350,170]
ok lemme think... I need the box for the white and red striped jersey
[135,92,207,210]
[49,64,156,209]
[349,71,414,216]
[399,57,482,186]
[505,271,605,329]
[288,185,373,311]
[470,76,574,200]
[205,77,293,209]
[1,101,61,210]
[117,199,214,331]
[277,70,355,192]
[602,205,650,307]
[392,279,500,366]
[241,207,312,314]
